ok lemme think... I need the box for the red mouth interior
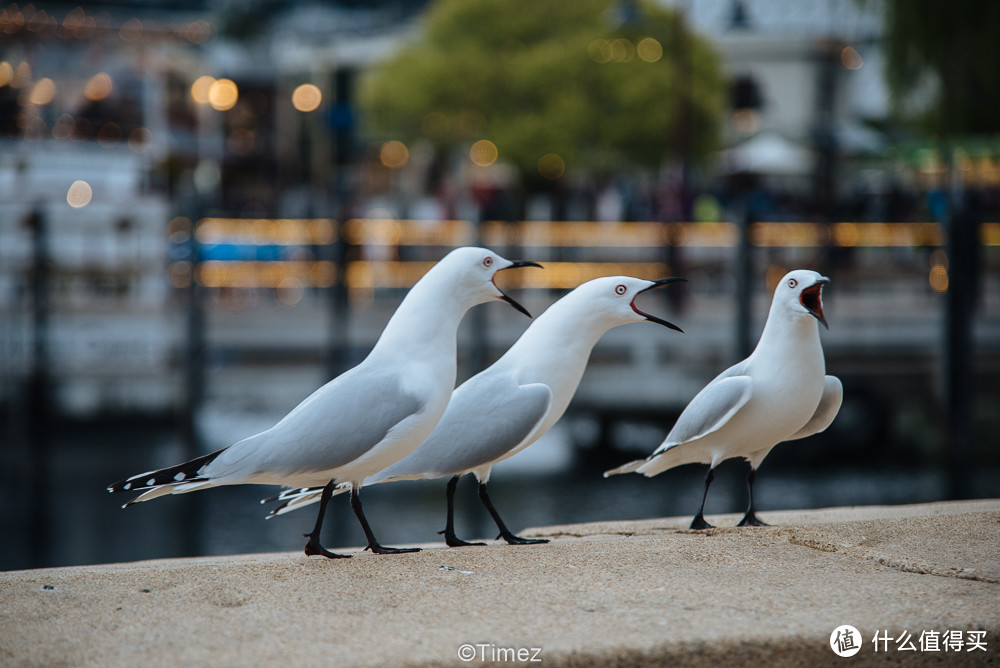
[800,284,824,318]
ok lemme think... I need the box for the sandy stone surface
[2,500,998,667]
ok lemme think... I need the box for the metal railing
[181,217,1000,293]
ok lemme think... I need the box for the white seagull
[263,276,685,546]
[605,269,842,529]
[108,247,541,558]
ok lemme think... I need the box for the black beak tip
[506,260,543,270]
[649,276,687,288]
[494,260,541,317]
[649,316,683,333]
[634,277,686,332]
[500,293,533,318]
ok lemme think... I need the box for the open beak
[494,261,543,318]
[800,278,829,329]
[631,277,686,332]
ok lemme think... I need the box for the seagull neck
[371,272,472,359]
[505,300,608,374]
[753,306,821,357]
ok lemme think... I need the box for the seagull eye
[615,284,627,295]
[788,278,798,289]
[482,256,493,268]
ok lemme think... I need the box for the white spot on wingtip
[174,472,186,481]
[123,483,131,490]
[146,478,156,486]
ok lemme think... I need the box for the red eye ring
[482,256,493,268]
[788,278,798,288]
[615,284,627,295]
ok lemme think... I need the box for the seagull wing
[370,374,554,484]
[604,363,752,477]
[786,375,843,440]
[206,366,426,485]
[655,369,753,455]
[264,375,553,518]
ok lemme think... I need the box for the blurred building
[0,2,421,418]
[666,0,888,207]
[0,6,192,416]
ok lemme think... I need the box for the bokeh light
[208,78,238,111]
[636,38,663,63]
[191,75,215,105]
[841,46,863,70]
[537,153,565,179]
[97,122,122,147]
[0,61,13,87]
[13,61,31,88]
[587,39,612,64]
[66,180,93,208]
[128,127,152,153]
[182,20,212,44]
[167,261,193,289]
[380,140,409,169]
[52,114,74,140]
[611,38,635,63]
[470,139,498,167]
[28,77,56,105]
[118,19,142,42]
[119,17,142,42]
[291,83,322,112]
[929,264,948,292]
[84,73,113,101]
[277,277,305,306]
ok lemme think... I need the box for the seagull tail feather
[603,459,645,477]
[106,447,227,505]
[262,486,337,519]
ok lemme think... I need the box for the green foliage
[359,0,726,177]
[883,0,1000,136]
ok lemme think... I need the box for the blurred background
[2,0,998,571]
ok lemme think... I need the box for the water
[3,418,997,572]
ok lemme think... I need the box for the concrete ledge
[2,500,998,667]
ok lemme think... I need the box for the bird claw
[500,533,549,545]
[737,513,769,527]
[438,529,486,547]
[690,515,715,530]
[303,537,351,559]
[368,544,421,555]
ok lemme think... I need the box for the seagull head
[571,276,686,331]
[440,247,541,317]
[775,269,830,329]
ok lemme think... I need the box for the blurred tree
[360,0,725,181]
[883,0,1000,136]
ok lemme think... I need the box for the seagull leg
[437,475,486,547]
[737,466,769,527]
[690,467,716,530]
[350,486,421,554]
[478,482,548,545]
[303,480,351,559]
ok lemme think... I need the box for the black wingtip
[107,447,227,495]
